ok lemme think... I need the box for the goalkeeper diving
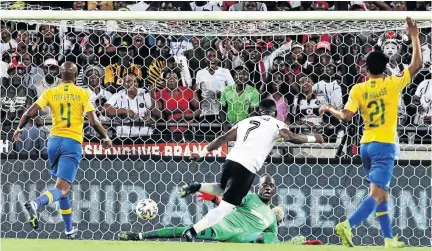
[120,175,303,244]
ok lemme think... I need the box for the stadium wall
[1,156,430,246]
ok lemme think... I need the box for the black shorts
[220,160,255,206]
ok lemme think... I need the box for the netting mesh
[0,3,431,246]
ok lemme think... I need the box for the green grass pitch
[1,239,430,251]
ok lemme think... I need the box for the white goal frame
[1,10,431,21]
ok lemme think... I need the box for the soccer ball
[135,199,158,220]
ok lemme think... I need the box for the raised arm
[406,17,422,78]
[279,128,323,144]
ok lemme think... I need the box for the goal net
[0,6,431,246]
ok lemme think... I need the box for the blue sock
[348,196,377,227]
[33,188,63,209]
[59,194,73,233]
[376,201,393,238]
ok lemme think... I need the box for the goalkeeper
[120,175,294,244]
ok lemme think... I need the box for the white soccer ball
[135,199,158,220]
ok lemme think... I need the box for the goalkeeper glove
[272,206,285,225]
[197,192,221,204]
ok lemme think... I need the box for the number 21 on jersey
[367,98,385,128]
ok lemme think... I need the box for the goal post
[1,7,431,246]
[1,10,432,21]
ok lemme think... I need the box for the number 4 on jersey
[60,103,71,128]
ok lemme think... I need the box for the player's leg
[119,227,189,240]
[336,143,374,247]
[183,160,255,241]
[228,232,279,244]
[179,182,224,198]
[337,142,400,247]
[25,137,81,235]
[367,144,404,248]
[24,136,64,229]
[119,227,217,241]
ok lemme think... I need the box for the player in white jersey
[180,99,323,241]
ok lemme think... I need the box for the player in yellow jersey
[319,17,422,248]
[12,62,112,239]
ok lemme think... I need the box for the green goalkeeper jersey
[211,193,278,241]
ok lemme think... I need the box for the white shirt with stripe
[106,88,153,137]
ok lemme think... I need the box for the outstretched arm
[279,128,323,144]
[12,104,42,141]
[319,104,355,122]
[190,127,237,161]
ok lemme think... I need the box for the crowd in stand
[0,1,431,154]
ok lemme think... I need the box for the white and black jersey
[190,1,221,11]
[106,88,153,137]
[227,115,287,174]
[414,79,432,125]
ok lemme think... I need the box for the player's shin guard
[192,200,235,234]
[59,194,73,233]
[33,188,63,209]
[376,201,393,238]
[348,196,377,227]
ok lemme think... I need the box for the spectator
[147,36,172,91]
[364,1,392,10]
[313,1,330,10]
[1,22,17,54]
[34,24,61,65]
[87,1,114,10]
[76,44,101,87]
[190,1,221,11]
[313,76,344,110]
[22,52,44,87]
[244,40,292,88]
[292,76,324,128]
[33,59,61,99]
[391,1,407,11]
[154,68,200,137]
[84,65,111,109]
[215,37,246,70]
[196,48,235,125]
[104,73,154,138]
[220,66,259,131]
[71,1,85,10]
[261,71,291,125]
[33,59,61,132]
[127,1,149,11]
[228,1,267,11]
[15,29,30,54]
[114,1,129,10]
[104,42,142,93]
[131,34,150,69]
[287,43,305,76]
[184,36,206,79]
[1,62,45,153]
[412,79,432,126]
[147,1,192,11]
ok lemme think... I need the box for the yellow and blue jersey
[35,82,95,144]
[344,68,411,144]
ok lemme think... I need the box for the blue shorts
[47,136,82,184]
[360,142,396,191]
